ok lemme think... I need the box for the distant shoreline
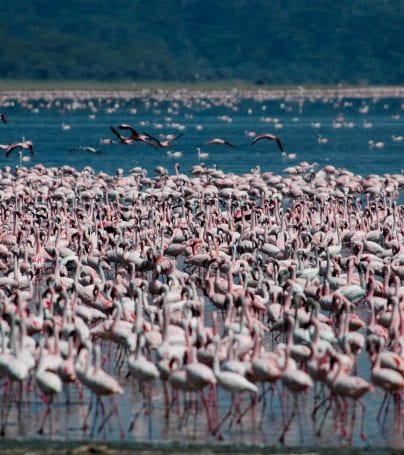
[0,81,403,100]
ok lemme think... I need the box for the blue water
[1,90,403,177]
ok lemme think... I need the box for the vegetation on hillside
[0,0,403,85]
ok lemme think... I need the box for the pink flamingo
[329,353,372,443]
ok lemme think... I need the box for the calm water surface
[0,89,403,178]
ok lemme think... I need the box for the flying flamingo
[205,138,237,148]
[109,126,137,145]
[117,124,154,144]
[250,133,284,152]
[142,131,184,147]
[5,140,34,157]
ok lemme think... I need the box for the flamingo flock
[0,156,401,446]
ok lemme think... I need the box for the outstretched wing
[167,133,184,146]
[250,133,284,152]
[5,144,19,157]
[142,131,161,147]
[206,138,237,147]
[224,140,237,148]
[119,124,139,137]
[110,126,124,139]
[0,114,10,124]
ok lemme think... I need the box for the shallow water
[0,87,403,451]
[0,300,402,450]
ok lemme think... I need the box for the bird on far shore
[250,133,284,152]
[205,138,237,148]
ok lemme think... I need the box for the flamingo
[5,140,34,157]
[205,138,237,148]
[75,342,125,437]
[143,131,184,147]
[250,133,284,152]
[35,338,63,434]
[197,147,209,160]
[369,338,404,424]
[109,126,137,145]
[278,315,314,443]
[118,123,155,144]
[211,335,258,438]
[329,354,373,442]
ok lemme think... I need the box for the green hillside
[1,0,403,84]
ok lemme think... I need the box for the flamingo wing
[250,133,284,152]
[110,126,124,139]
[167,133,184,145]
[142,132,161,147]
[5,144,19,157]
[118,123,139,137]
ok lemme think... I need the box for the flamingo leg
[0,381,13,436]
[316,396,333,437]
[109,397,125,438]
[97,397,125,438]
[236,391,261,425]
[279,395,297,444]
[358,399,369,442]
[90,396,102,437]
[199,390,214,432]
[178,393,190,430]
[212,393,235,439]
[348,401,357,445]
[163,381,170,420]
[376,391,388,422]
[381,393,391,433]
[38,400,51,434]
[296,397,304,443]
[82,393,94,432]
[311,393,330,420]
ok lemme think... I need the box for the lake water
[0,87,403,179]
[0,87,403,452]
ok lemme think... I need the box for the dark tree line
[0,0,403,84]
